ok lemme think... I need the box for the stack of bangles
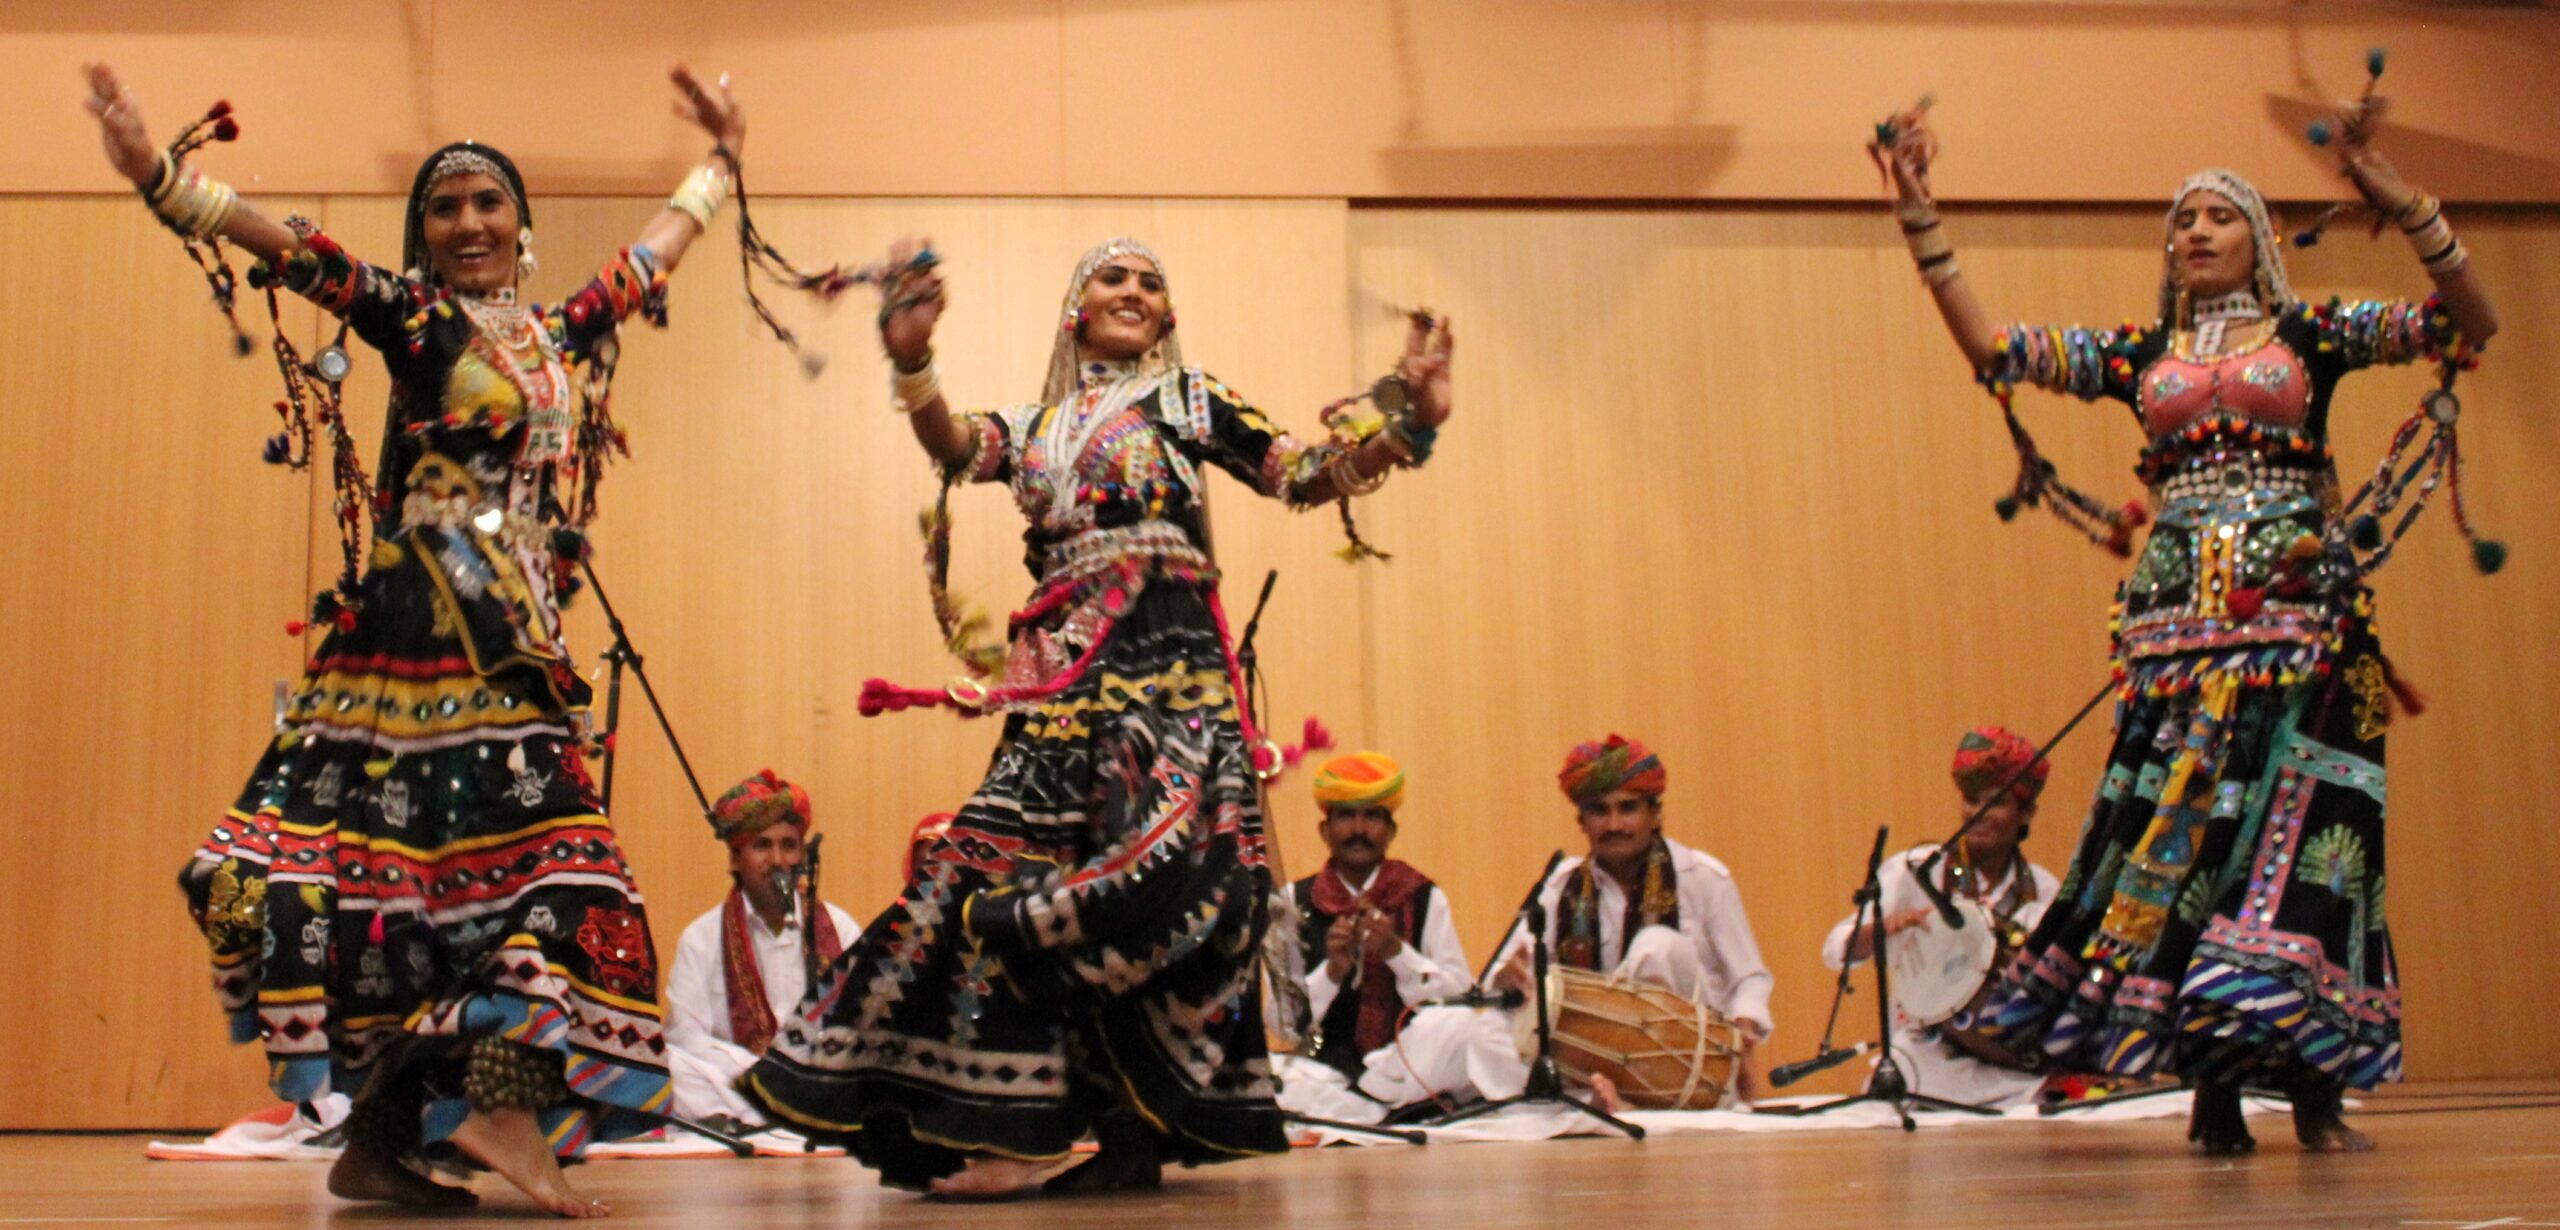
[666,156,734,230]
[142,151,238,241]
[890,351,941,414]
[2393,190,2467,277]
[1899,200,1958,287]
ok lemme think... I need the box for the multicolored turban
[1312,751,1406,814]
[710,769,812,848]
[1950,726,2050,803]
[1558,734,1666,805]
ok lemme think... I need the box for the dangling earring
[2175,283,2192,330]
[516,226,538,278]
[1161,309,1176,333]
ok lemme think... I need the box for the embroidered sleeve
[2297,296,2451,372]
[545,245,667,367]
[261,229,427,357]
[946,410,1011,485]
[1982,322,2152,406]
[1169,368,1339,508]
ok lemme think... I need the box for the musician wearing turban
[1269,753,1489,1122]
[1819,726,2062,1109]
[665,771,860,1131]
[1489,735,1776,1105]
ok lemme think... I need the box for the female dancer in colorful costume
[746,237,1453,1197]
[87,62,748,1215]
[1877,93,2498,1153]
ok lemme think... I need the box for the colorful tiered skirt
[182,523,671,1155]
[1978,628,2402,1089]
[748,577,1289,1189]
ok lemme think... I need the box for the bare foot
[2188,1083,2255,1157]
[2300,1119,2375,1152]
[1587,1073,1625,1115]
[449,1107,609,1218]
[928,1154,1070,1201]
[2286,1073,2375,1154]
[327,1141,479,1208]
[1043,1131,1161,1196]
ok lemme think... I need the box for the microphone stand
[1764,676,2120,1126]
[1428,867,1645,1140]
[1226,568,1422,1146]
[570,557,753,1157]
[582,557,715,830]
[1759,826,1997,1126]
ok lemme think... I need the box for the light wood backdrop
[2,192,2553,1128]
[12,2,2560,202]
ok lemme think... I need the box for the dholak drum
[1514,966,1745,1110]
[1885,897,2037,1069]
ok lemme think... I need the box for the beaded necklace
[454,286,573,464]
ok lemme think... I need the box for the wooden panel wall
[2,192,2552,1126]
[12,2,2560,201]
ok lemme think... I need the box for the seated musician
[1273,752,1482,1121]
[665,771,860,1131]
[1820,726,2061,1109]
[1493,734,1775,1106]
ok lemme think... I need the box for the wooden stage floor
[6,1083,2558,1228]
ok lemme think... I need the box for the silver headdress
[2157,168,2295,326]
[1041,237,1184,406]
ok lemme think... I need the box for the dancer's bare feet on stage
[1588,1073,1625,1114]
[450,1107,610,1218]
[2291,1076,2376,1153]
[1045,1114,1164,1196]
[2188,1082,2255,1156]
[928,1154,1071,1200]
[326,1142,479,1208]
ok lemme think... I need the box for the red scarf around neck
[719,886,845,1055]
[1309,858,1431,1056]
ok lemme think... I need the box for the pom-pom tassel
[2472,538,2508,575]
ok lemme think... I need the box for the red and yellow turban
[1951,726,2049,803]
[1558,734,1666,805]
[1312,751,1406,814]
[710,769,812,848]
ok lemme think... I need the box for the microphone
[1769,1041,1874,1088]
[1915,858,1966,930]
[768,866,799,925]
[1422,985,1527,1011]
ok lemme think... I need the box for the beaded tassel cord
[158,101,252,355]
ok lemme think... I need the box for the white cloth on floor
[666,898,860,1125]
[1818,843,2061,1109]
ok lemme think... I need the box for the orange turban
[1312,751,1406,814]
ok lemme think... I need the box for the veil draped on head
[1042,236,1184,405]
[402,141,531,284]
[2157,168,2294,325]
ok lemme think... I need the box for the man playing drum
[1272,753,1493,1122]
[1490,735,1775,1109]
[1820,726,2062,1109]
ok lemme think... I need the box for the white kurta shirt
[1819,843,2061,1108]
[1492,836,1776,1035]
[1300,864,1474,1026]
[665,898,860,1122]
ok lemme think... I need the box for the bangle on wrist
[667,161,733,229]
[891,353,942,414]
